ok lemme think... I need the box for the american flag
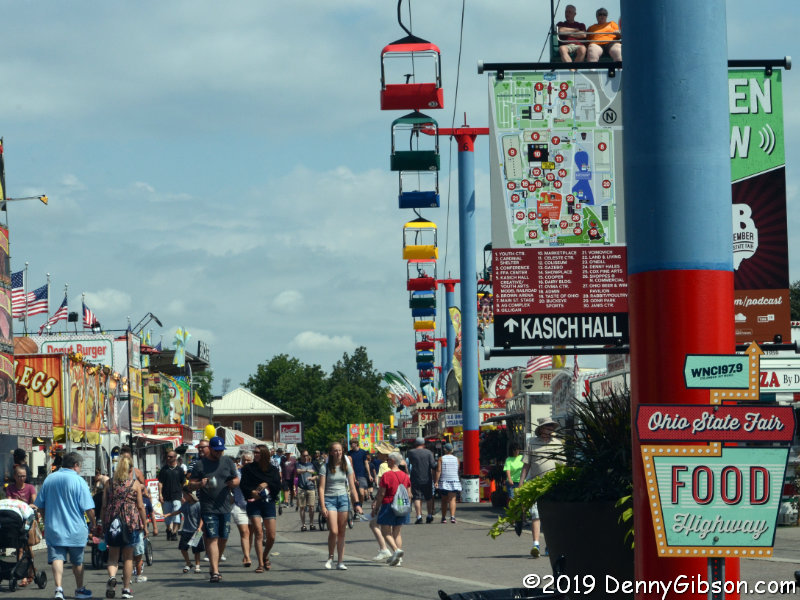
[25,285,48,317]
[39,295,68,333]
[526,355,553,376]
[11,270,25,318]
[83,301,98,329]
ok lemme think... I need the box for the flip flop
[254,566,264,573]
[243,561,251,568]
[265,557,271,571]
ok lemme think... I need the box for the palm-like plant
[490,388,632,539]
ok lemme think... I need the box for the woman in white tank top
[434,443,461,523]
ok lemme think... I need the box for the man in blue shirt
[347,440,371,504]
[37,452,98,600]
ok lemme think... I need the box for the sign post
[279,422,303,445]
[636,344,794,598]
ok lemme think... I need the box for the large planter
[538,499,634,599]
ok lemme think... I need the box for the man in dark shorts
[406,437,437,524]
[189,436,239,583]
[158,450,185,541]
[280,452,297,507]
[347,440,371,504]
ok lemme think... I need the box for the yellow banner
[15,354,65,440]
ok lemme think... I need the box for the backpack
[389,472,411,517]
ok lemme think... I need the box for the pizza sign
[279,421,303,444]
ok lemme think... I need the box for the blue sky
[3,1,797,393]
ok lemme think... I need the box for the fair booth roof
[211,387,294,417]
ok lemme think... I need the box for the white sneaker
[388,549,404,566]
[202,557,209,562]
[134,575,147,583]
[220,554,227,562]
[336,563,348,570]
[372,548,392,561]
[324,558,333,570]
[392,557,403,567]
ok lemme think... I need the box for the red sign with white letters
[636,404,795,443]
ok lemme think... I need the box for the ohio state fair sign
[637,403,794,558]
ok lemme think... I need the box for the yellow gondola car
[403,218,438,260]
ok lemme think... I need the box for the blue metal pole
[457,145,480,477]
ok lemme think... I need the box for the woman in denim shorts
[240,446,281,573]
[318,442,364,570]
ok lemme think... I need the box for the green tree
[193,369,214,405]
[791,280,800,321]
[242,348,390,451]
[329,346,391,424]
[243,354,327,426]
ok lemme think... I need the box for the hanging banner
[67,358,86,442]
[159,374,190,425]
[0,226,10,287]
[729,69,790,344]
[0,351,13,403]
[84,367,103,444]
[489,71,628,347]
[346,423,384,452]
[14,354,65,440]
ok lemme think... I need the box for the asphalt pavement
[4,502,800,599]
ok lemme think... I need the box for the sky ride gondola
[406,258,437,291]
[381,35,444,111]
[391,112,440,172]
[411,306,436,318]
[415,339,435,352]
[409,290,436,310]
[398,170,440,209]
[416,350,435,364]
[403,218,438,260]
[413,318,436,331]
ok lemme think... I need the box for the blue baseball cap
[209,436,226,451]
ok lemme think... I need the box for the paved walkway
[3,502,799,599]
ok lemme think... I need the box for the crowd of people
[0,435,475,598]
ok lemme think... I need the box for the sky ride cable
[439,0,465,347]
[538,0,563,62]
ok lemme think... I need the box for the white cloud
[83,289,132,313]
[60,174,86,190]
[272,290,303,313]
[165,300,185,314]
[289,331,356,352]
[133,181,155,194]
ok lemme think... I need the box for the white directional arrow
[504,318,519,333]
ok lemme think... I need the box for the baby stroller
[0,499,47,591]
[91,533,153,570]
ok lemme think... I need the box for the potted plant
[489,388,633,596]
